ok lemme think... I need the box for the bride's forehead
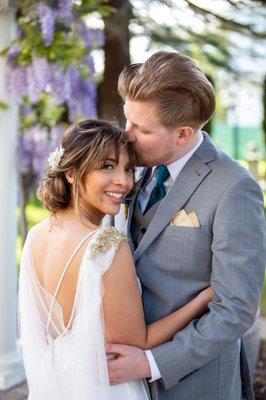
[104,146,130,162]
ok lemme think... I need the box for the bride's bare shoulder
[27,217,100,254]
[27,218,51,239]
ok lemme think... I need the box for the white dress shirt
[141,132,204,381]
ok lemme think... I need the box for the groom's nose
[125,120,136,143]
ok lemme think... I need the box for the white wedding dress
[18,226,150,400]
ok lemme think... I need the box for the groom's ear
[65,169,75,184]
[176,126,195,146]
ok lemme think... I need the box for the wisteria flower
[32,57,51,91]
[91,29,105,48]
[27,65,42,103]
[77,20,92,49]
[49,64,67,105]
[57,0,73,25]
[37,4,56,46]
[7,65,28,103]
[18,126,50,178]
[84,55,95,74]
[65,64,80,99]
[6,44,21,63]
[50,125,65,148]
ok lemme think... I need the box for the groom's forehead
[124,100,159,125]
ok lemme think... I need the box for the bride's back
[29,217,96,327]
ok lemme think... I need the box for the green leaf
[36,95,66,128]
[0,101,8,110]
[0,47,9,57]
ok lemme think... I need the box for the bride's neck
[55,207,102,230]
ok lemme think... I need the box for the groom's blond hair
[118,51,215,129]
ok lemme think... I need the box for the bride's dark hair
[37,119,138,216]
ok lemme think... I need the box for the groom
[106,51,265,399]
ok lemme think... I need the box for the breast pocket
[158,225,212,279]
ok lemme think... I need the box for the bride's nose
[113,170,130,188]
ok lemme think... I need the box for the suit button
[141,228,146,234]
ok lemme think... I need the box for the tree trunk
[98,0,131,128]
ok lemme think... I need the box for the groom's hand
[106,343,151,385]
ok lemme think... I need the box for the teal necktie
[144,165,170,214]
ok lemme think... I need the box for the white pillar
[0,7,25,390]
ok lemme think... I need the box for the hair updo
[37,119,137,215]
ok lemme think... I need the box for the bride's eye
[102,163,115,170]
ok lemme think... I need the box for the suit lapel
[134,133,217,262]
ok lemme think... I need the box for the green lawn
[17,196,266,316]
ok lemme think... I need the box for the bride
[18,119,213,399]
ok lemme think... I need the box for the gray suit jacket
[127,133,265,400]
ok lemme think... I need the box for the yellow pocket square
[170,210,200,228]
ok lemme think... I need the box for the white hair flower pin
[47,145,65,170]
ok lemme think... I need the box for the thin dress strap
[45,230,98,335]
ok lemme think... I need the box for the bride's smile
[82,148,134,213]
[69,148,135,224]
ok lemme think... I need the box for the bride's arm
[102,241,213,350]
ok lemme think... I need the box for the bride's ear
[65,169,75,184]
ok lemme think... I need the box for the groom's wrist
[144,350,162,381]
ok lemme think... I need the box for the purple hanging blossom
[81,78,97,117]
[49,64,66,105]
[66,98,76,122]
[83,78,97,102]
[7,65,28,103]
[65,64,80,99]
[32,57,51,91]
[18,132,34,176]
[83,55,95,74]
[77,25,105,49]
[32,129,51,176]
[6,44,21,64]
[65,67,85,119]
[37,4,56,46]
[50,125,65,148]
[80,94,97,118]
[77,20,92,49]
[21,105,33,117]
[66,77,97,121]
[57,0,73,25]
[90,29,105,48]
[58,0,73,14]
[18,126,50,179]
[27,65,42,103]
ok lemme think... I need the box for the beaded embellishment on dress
[90,227,128,257]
